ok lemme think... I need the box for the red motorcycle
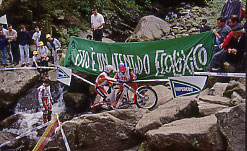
[91,82,158,113]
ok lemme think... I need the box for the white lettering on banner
[155,44,208,77]
[74,43,207,76]
[91,52,96,71]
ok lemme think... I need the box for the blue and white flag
[57,65,72,86]
[169,76,207,98]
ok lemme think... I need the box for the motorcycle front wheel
[134,87,158,110]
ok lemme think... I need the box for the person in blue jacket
[0,30,8,67]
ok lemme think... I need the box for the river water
[2,82,66,142]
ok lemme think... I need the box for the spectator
[6,24,19,66]
[57,49,65,66]
[212,17,231,54]
[1,24,13,64]
[0,24,7,35]
[86,34,92,40]
[32,51,41,76]
[209,25,245,72]
[0,30,7,67]
[17,24,31,67]
[37,41,49,77]
[200,19,211,33]
[221,0,243,21]
[220,15,241,50]
[91,8,105,41]
[32,26,47,49]
[46,34,61,66]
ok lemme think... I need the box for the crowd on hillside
[200,0,246,73]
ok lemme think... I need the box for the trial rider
[95,65,117,106]
[114,63,137,100]
[37,79,54,123]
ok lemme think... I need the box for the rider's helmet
[105,65,115,74]
[118,62,126,73]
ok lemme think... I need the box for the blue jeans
[19,44,29,64]
[7,44,13,63]
[209,49,227,71]
[0,47,7,64]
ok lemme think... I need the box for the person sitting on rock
[209,25,246,72]
[95,65,117,107]
[37,79,54,123]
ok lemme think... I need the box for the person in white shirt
[91,8,105,41]
[32,26,46,49]
[46,34,61,66]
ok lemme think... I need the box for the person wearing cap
[32,50,42,75]
[46,34,61,66]
[37,41,49,77]
[17,24,31,67]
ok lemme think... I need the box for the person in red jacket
[95,65,117,106]
[114,63,138,101]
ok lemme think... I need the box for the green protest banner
[64,31,215,80]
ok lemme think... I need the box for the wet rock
[0,131,27,150]
[136,97,199,134]
[215,103,245,151]
[0,70,39,119]
[144,115,225,151]
[199,95,231,106]
[126,15,170,42]
[198,101,228,116]
[63,92,89,112]
[0,114,22,128]
[55,109,148,151]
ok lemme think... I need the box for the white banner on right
[169,76,207,98]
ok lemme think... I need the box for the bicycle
[91,82,158,112]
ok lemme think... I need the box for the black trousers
[93,28,103,41]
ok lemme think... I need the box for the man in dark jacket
[0,30,8,67]
[200,19,211,33]
[17,24,32,67]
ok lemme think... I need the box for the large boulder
[197,100,228,116]
[0,70,39,119]
[215,103,245,151]
[126,15,170,42]
[136,97,199,134]
[152,85,173,107]
[208,83,228,96]
[55,109,149,151]
[144,115,225,151]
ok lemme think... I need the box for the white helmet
[105,65,115,74]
